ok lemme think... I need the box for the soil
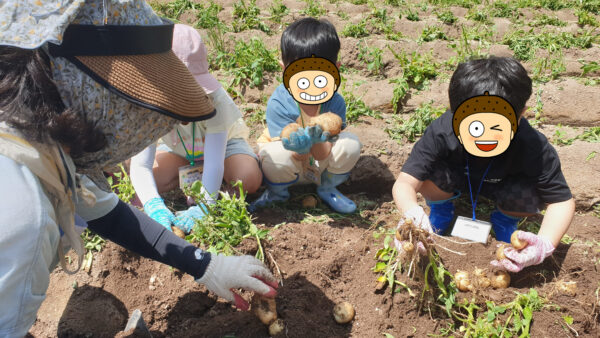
[30,0,600,337]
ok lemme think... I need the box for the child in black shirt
[393,56,575,272]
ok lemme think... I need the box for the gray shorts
[157,138,258,162]
[429,163,542,214]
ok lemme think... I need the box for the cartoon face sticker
[452,92,518,158]
[283,55,341,105]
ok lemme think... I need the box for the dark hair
[281,17,340,66]
[448,57,532,118]
[0,46,105,157]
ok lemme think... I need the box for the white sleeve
[129,144,161,205]
[201,131,227,204]
[0,155,60,336]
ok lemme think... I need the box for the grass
[184,181,270,261]
[342,19,369,38]
[528,14,567,27]
[490,1,521,19]
[577,9,599,26]
[580,60,600,76]
[268,0,289,23]
[302,0,327,17]
[527,87,546,127]
[232,0,270,34]
[531,49,565,82]
[358,42,385,76]
[208,36,280,89]
[386,102,445,142]
[436,10,458,24]
[503,28,600,61]
[419,25,449,43]
[106,164,136,203]
[343,85,383,123]
[194,2,224,29]
[447,25,491,64]
[466,8,491,24]
[149,0,199,21]
[405,8,420,21]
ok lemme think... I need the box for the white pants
[258,132,362,184]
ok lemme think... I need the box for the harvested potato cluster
[454,268,510,291]
[251,294,284,334]
[395,217,432,256]
[280,112,343,140]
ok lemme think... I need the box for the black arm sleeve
[87,200,211,280]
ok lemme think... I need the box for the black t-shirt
[402,110,572,204]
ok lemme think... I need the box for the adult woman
[0,0,276,335]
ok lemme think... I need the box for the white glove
[394,205,433,255]
[197,254,278,310]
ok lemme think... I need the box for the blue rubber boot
[426,199,455,235]
[248,178,296,212]
[317,171,356,214]
[491,209,520,243]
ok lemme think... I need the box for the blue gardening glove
[306,124,329,144]
[282,127,312,154]
[174,204,209,233]
[143,197,176,231]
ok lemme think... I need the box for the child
[392,56,575,272]
[129,24,262,233]
[251,18,362,214]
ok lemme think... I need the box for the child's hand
[306,125,329,144]
[394,206,434,255]
[143,197,176,230]
[282,127,312,154]
[490,231,555,272]
[174,204,209,233]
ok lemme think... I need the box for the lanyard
[465,156,493,220]
[176,122,197,166]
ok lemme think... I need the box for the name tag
[451,216,491,243]
[179,163,203,190]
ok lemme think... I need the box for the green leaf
[374,262,387,272]
[563,315,573,325]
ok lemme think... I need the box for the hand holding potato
[491,231,555,272]
[196,254,278,310]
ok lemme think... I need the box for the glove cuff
[538,235,555,263]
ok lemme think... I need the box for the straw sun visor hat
[45,0,215,122]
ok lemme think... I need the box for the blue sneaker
[491,210,520,243]
[248,176,297,212]
[426,199,455,234]
[317,171,356,214]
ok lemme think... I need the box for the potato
[496,244,507,261]
[478,277,491,289]
[311,112,343,136]
[251,295,277,325]
[490,270,510,289]
[402,242,415,253]
[333,301,355,324]
[454,270,473,291]
[302,195,318,208]
[454,270,469,283]
[511,231,527,250]
[280,123,301,140]
[558,281,577,296]
[172,226,186,239]
[395,229,403,242]
[268,319,285,336]
[472,268,485,278]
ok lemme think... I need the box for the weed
[503,28,599,61]
[373,227,415,296]
[358,42,385,76]
[184,181,269,261]
[491,1,520,19]
[80,229,106,271]
[527,88,546,127]
[577,127,600,142]
[532,49,566,82]
[389,49,440,88]
[336,11,350,20]
[405,9,420,21]
[245,107,266,125]
[561,234,578,245]
[448,25,490,63]
[580,0,600,14]
[428,0,481,7]
[342,19,369,38]
[301,0,327,18]
[369,7,398,39]
[107,164,136,203]
[195,2,224,30]
[586,151,597,161]
[385,0,405,6]
[209,37,279,88]
[390,77,409,113]
[419,25,449,43]
[343,86,383,123]
[268,0,289,23]
[437,10,458,24]
[466,8,491,24]
[529,14,567,27]
[386,102,445,142]
[232,0,270,34]
[149,0,198,21]
[580,60,600,76]
[577,9,599,26]
[519,217,542,233]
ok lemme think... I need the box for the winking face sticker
[283,55,341,105]
[452,92,518,157]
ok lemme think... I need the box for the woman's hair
[0,46,106,157]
